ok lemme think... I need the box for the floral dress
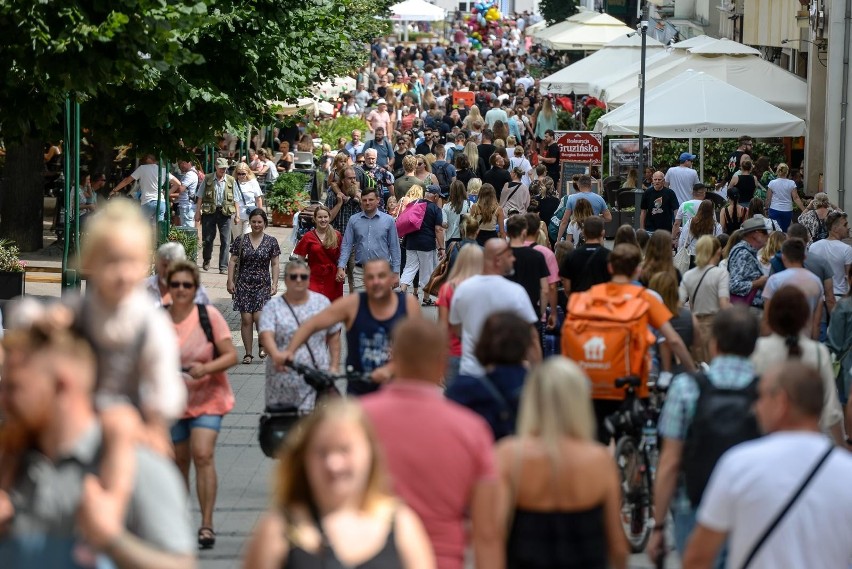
[231,233,281,313]
[259,293,342,411]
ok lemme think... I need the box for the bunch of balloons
[462,0,503,50]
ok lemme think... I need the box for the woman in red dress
[293,204,343,301]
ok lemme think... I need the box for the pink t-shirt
[172,305,235,418]
[436,283,462,357]
[361,382,496,569]
[367,109,391,133]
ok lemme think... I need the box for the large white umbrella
[595,37,807,119]
[541,12,634,51]
[594,70,806,177]
[540,34,664,95]
[388,0,446,20]
[532,10,603,42]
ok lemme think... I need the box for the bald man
[450,239,542,378]
[640,170,679,233]
[361,319,503,569]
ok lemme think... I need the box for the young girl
[566,198,594,246]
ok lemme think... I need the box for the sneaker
[219,269,228,275]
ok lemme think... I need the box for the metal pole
[637,19,648,180]
[156,153,164,242]
[73,100,81,287]
[62,97,71,291]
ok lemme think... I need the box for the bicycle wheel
[614,435,652,552]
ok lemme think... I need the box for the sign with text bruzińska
[556,131,603,165]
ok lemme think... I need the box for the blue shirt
[338,210,401,272]
[566,191,608,215]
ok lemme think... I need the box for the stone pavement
[21,220,680,568]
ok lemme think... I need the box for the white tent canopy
[594,70,805,178]
[540,35,664,94]
[592,37,807,119]
[540,12,634,51]
[533,9,602,42]
[388,0,446,21]
[594,70,806,138]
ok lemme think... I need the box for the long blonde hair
[463,105,482,129]
[447,244,483,286]
[759,231,786,265]
[648,271,680,314]
[274,400,389,512]
[313,204,338,249]
[463,142,480,172]
[471,184,498,225]
[517,357,595,456]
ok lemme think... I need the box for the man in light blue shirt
[555,174,612,242]
[337,187,401,290]
[344,129,365,162]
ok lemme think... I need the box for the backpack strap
[197,303,219,358]
[692,370,713,394]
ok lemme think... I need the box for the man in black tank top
[281,259,422,393]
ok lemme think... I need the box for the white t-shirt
[675,199,703,224]
[763,267,824,316]
[484,108,509,129]
[449,274,537,376]
[235,178,262,216]
[767,178,797,212]
[178,169,199,206]
[698,432,852,569]
[131,163,174,205]
[664,166,700,204]
[809,239,852,295]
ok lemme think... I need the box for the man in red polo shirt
[361,319,502,569]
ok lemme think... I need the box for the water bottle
[642,419,657,448]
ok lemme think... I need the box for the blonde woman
[437,245,484,385]
[649,271,701,374]
[243,400,435,569]
[467,177,483,203]
[758,230,786,275]
[565,198,593,246]
[470,183,504,245]
[292,204,343,301]
[462,105,483,131]
[533,98,558,142]
[497,357,629,569]
[464,141,486,178]
[396,184,424,219]
[233,163,264,235]
[766,163,806,232]
[679,235,730,363]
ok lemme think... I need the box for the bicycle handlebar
[287,361,374,393]
[615,376,641,389]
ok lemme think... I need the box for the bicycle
[258,362,373,458]
[604,376,665,553]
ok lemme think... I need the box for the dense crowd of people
[4,14,852,569]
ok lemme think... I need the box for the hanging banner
[609,138,653,178]
[555,131,603,164]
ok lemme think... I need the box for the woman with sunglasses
[292,204,343,301]
[259,258,342,415]
[232,164,264,235]
[227,208,281,364]
[166,260,238,549]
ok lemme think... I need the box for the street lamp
[637,19,648,190]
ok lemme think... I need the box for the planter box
[271,211,295,228]
[0,271,25,300]
[604,217,620,239]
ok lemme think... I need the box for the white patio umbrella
[540,34,664,94]
[594,70,806,178]
[540,12,634,52]
[388,0,446,41]
[596,37,807,119]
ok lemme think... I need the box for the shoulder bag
[258,296,325,459]
[739,445,833,569]
[686,266,715,306]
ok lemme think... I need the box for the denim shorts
[170,414,223,443]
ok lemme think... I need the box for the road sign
[556,131,603,164]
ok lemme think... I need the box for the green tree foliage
[540,0,577,25]
[0,0,390,249]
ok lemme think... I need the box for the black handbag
[258,406,303,458]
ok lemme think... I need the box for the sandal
[242,354,253,365]
[259,348,267,360]
[421,298,436,307]
[198,527,216,549]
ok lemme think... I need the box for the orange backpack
[562,283,656,400]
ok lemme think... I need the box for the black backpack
[682,372,761,506]
[432,161,452,196]
[813,215,829,242]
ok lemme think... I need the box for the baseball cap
[425,184,441,195]
[377,98,387,105]
[679,152,697,163]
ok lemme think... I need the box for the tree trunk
[1,137,45,251]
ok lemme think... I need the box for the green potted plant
[266,172,310,227]
[167,226,199,263]
[0,239,26,299]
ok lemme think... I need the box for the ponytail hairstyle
[766,286,810,358]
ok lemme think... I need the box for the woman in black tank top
[498,358,629,569]
[243,401,435,569]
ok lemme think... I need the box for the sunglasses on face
[169,281,195,289]
[288,273,309,281]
